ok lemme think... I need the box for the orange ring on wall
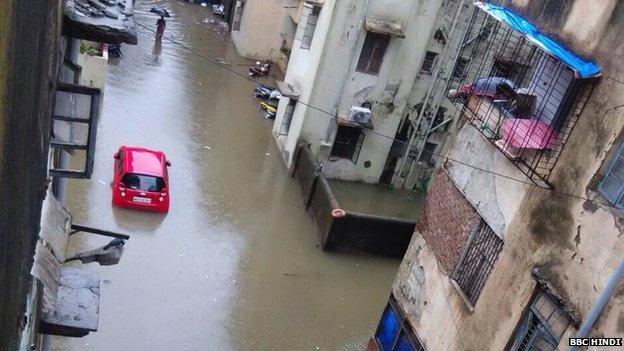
[331,209,346,218]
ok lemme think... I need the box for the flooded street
[51,1,399,350]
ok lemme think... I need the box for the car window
[121,173,165,192]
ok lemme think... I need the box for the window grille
[279,99,297,136]
[232,1,244,31]
[420,51,438,74]
[445,6,597,189]
[598,141,624,208]
[331,125,365,163]
[301,6,319,49]
[452,57,470,80]
[356,32,390,75]
[375,296,425,351]
[451,219,503,307]
[509,291,570,351]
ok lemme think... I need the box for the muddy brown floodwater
[51,1,400,350]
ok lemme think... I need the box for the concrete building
[229,0,298,69]
[0,1,136,350]
[369,1,624,350]
[271,0,474,189]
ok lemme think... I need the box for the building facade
[271,0,477,189]
[370,1,624,350]
[230,0,298,69]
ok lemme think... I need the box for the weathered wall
[273,0,456,184]
[415,169,480,272]
[391,1,624,349]
[0,1,62,349]
[231,0,292,60]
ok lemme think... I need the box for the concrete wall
[0,1,62,350]
[389,1,624,349]
[231,0,292,61]
[273,0,456,184]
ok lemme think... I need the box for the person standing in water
[156,16,166,39]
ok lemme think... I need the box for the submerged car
[112,145,171,213]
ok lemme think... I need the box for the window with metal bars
[598,141,624,208]
[451,219,503,307]
[508,290,570,351]
[420,51,438,74]
[444,4,598,189]
[330,125,365,163]
[452,57,470,80]
[356,32,390,75]
[375,295,425,351]
[300,5,320,49]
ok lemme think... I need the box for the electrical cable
[134,21,618,211]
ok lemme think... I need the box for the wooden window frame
[356,32,390,75]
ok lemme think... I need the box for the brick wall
[416,168,481,272]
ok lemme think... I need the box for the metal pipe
[570,256,624,350]
[395,0,467,183]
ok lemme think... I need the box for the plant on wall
[79,42,100,56]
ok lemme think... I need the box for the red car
[112,146,171,213]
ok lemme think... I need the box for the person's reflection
[151,40,162,65]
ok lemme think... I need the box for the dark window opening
[331,125,365,163]
[451,219,503,307]
[420,51,438,74]
[418,142,437,165]
[452,58,470,80]
[356,32,390,75]
[508,290,570,351]
[121,173,165,192]
[490,59,531,86]
[375,296,425,351]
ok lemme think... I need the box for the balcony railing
[446,3,599,189]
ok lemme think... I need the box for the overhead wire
[134,21,617,211]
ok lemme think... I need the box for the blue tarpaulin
[474,2,601,79]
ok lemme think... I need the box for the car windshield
[121,173,165,192]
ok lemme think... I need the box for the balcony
[447,3,600,188]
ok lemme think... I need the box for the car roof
[120,146,166,177]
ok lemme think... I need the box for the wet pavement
[51,1,400,350]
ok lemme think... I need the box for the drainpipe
[569,256,624,351]
[394,0,466,185]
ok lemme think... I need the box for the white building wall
[274,0,454,183]
[231,0,291,61]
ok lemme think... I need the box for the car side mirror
[166,160,172,167]
[113,152,120,159]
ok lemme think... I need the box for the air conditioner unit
[348,106,372,124]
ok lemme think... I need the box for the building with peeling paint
[271,0,474,190]
[229,0,298,70]
[368,1,624,350]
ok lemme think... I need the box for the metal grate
[452,219,503,306]
[420,51,438,74]
[445,6,597,189]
